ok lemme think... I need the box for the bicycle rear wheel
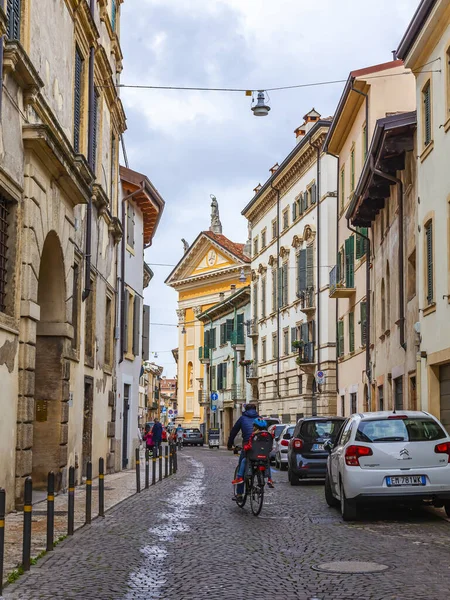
[233,465,247,508]
[249,470,264,516]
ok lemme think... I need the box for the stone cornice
[0,4,7,37]
[170,264,248,289]
[3,41,44,100]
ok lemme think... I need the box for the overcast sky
[120,0,419,378]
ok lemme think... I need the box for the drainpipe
[309,139,322,373]
[119,184,145,363]
[270,182,281,399]
[82,1,96,301]
[0,0,4,120]
[372,160,406,350]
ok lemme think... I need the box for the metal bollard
[68,466,75,536]
[169,443,173,476]
[164,445,168,478]
[173,444,178,474]
[135,448,141,493]
[152,453,156,485]
[145,449,150,489]
[0,488,5,595]
[46,472,55,552]
[22,477,32,571]
[159,446,163,482]
[85,461,92,525]
[98,458,105,518]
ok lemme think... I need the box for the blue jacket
[227,408,259,447]
[152,421,163,442]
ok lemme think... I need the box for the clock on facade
[207,250,217,266]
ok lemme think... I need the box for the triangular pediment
[165,231,247,286]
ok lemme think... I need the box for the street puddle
[123,457,205,599]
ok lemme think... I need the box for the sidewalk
[2,447,169,585]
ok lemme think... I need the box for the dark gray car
[183,428,204,446]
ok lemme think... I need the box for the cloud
[120,0,420,377]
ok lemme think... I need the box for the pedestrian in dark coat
[152,418,163,457]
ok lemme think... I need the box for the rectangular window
[301,191,307,213]
[262,338,267,363]
[85,275,95,362]
[261,229,266,248]
[394,376,403,411]
[111,135,117,210]
[272,219,277,240]
[306,245,314,289]
[378,386,384,411]
[337,320,344,357]
[425,221,433,304]
[253,282,258,321]
[423,81,432,147]
[292,201,297,222]
[220,323,226,345]
[6,0,21,40]
[126,202,135,249]
[253,237,259,256]
[310,182,317,205]
[355,228,368,259]
[0,195,10,313]
[132,295,140,356]
[282,208,289,230]
[298,375,303,395]
[261,277,266,318]
[345,235,355,288]
[271,268,277,312]
[297,249,306,294]
[272,332,278,359]
[92,89,99,175]
[225,318,233,342]
[348,312,355,353]
[111,0,117,31]
[104,295,113,366]
[360,301,367,347]
[74,47,84,154]
[350,392,357,414]
[283,328,289,356]
[71,261,80,349]
[350,145,355,192]
[340,167,345,212]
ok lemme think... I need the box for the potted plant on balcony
[239,359,253,367]
[292,339,304,349]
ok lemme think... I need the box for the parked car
[288,417,345,486]
[269,423,289,462]
[274,425,295,470]
[183,428,204,446]
[325,411,450,521]
[262,416,281,429]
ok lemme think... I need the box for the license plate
[312,444,324,451]
[386,475,426,486]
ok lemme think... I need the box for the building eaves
[396,0,437,60]
[241,119,332,217]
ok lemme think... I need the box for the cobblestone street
[3,448,450,600]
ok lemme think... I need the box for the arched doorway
[32,232,67,490]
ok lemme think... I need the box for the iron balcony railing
[329,265,338,296]
[230,328,245,346]
[297,341,315,365]
[298,286,315,311]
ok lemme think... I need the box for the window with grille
[423,81,432,147]
[74,48,83,153]
[0,195,10,313]
[6,0,21,40]
[425,221,433,304]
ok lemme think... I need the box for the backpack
[162,429,167,442]
[246,431,272,461]
[145,432,154,448]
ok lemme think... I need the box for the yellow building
[165,198,251,428]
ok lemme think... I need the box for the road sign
[211,392,218,402]
[316,371,325,385]
[168,409,173,415]
[161,407,167,413]
[174,410,178,415]
[211,405,217,412]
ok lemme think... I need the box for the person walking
[152,418,163,457]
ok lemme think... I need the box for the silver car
[269,423,289,462]
[274,425,295,470]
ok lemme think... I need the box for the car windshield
[300,420,343,441]
[185,429,200,434]
[274,425,286,438]
[355,418,446,443]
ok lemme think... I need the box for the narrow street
[3,449,450,600]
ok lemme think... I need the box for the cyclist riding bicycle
[232,418,274,488]
[176,424,184,448]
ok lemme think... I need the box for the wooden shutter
[424,83,431,146]
[336,250,342,282]
[253,282,258,320]
[298,249,307,292]
[210,327,216,349]
[220,323,226,345]
[261,278,266,317]
[92,89,99,174]
[237,313,244,344]
[360,301,367,347]
[142,304,150,360]
[355,228,368,259]
[7,0,21,40]
[132,295,140,355]
[311,182,317,204]
[292,201,297,221]
[426,222,433,303]
[349,312,354,353]
[291,327,297,351]
[204,329,210,349]
[74,47,83,153]
[282,262,288,306]
[272,269,277,311]
[338,320,344,357]
[306,245,314,288]
[226,319,233,341]
[111,0,117,30]
[345,236,355,288]
[123,289,129,354]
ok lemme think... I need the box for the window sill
[420,141,434,163]
[423,303,436,317]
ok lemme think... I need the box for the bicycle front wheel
[249,471,264,516]
[233,465,247,508]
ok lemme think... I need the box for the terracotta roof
[203,230,250,263]
[351,59,404,78]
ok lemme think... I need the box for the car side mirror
[323,440,334,454]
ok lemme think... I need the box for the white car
[274,425,295,470]
[268,423,289,463]
[325,411,450,521]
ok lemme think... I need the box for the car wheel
[340,481,357,521]
[325,472,339,508]
[289,468,300,486]
[444,502,450,518]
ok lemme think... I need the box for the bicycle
[232,443,271,517]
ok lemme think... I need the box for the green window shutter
[272,269,277,312]
[220,323,226,345]
[311,182,317,205]
[338,320,344,357]
[226,319,233,341]
[336,250,342,282]
[306,245,314,288]
[204,329,210,349]
[74,47,83,153]
[360,301,367,347]
[253,282,258,320]
[345,236,355,288]
[282,262,288,306]
[292,201,297,221]
[261,278,266,317]
[237,313,245,344]
[6,0,21,40]
[111,0,117,31]
[291,327,297,351]
[277,267,283,309]
[426,222,433,303]
[349,312,354,353]
[424,84,431,146]
[355,228,369,259]
[298,249,307,293]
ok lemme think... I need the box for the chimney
[269,163,279,175]
[253,183,262,195]
[219,292,225,301]
[230,284,236,292]
[294,125,306,144]
[302,108,321,134]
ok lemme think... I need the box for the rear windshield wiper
[372,437,405,442]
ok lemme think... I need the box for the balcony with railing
[230,328,245,350]
[246,318,259,338]
[198,346,210,363]
[329,264,355,298]
[298,286,315,314]
[296,341,315,368]
[198,390,209,406]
